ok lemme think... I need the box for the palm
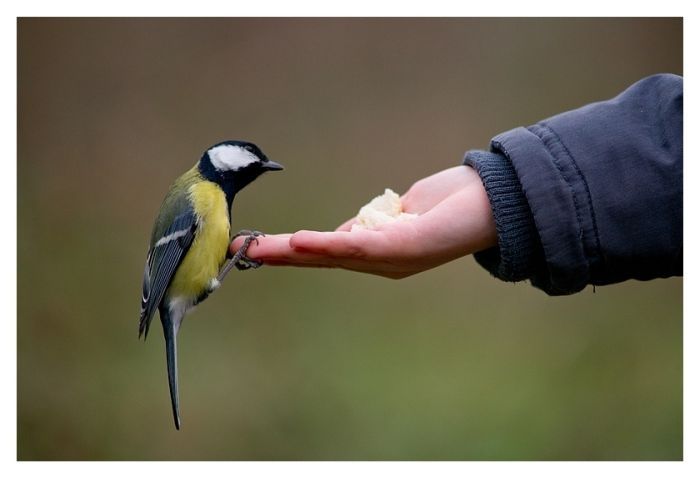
[231,166,497,278]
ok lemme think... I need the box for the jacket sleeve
[464,73,683,295]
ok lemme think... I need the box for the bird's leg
[229,231,265,272]
[217,230,265,283]
[231,230,265,270]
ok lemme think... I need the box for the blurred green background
[18,18,682,460]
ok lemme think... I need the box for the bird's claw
[217,230,266,282]
[232,231,264,269]
[232,229,265,241]
[234,256,263,271]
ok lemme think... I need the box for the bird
[139,140,283,430]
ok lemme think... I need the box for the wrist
[461,165,498,252]
[463,150,543,281]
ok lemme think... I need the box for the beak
[263,160,284,171]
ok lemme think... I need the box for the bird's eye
[244,145,254,151]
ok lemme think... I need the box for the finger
[259,251,358,268]
[400,166,472,214]
[229,233,360,266]
[262,228,425,277]
[258,256,342,269]
[262,256,412,278]
[290,229,380,258]
[335,217,357,232]
[229,234,293,260]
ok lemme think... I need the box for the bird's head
[199,140,283,192]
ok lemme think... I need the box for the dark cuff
[463,150,543,282]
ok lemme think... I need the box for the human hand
[230,166,497,279]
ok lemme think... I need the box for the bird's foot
[232,229,265,241]
[217,230,265,282]
[232,231,264,270]
[233,256,263,271]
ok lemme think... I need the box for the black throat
[198,154,237,213]
[198,153,263,216]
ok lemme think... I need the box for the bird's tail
[161,307,181,430]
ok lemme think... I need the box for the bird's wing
[140,208,197,338]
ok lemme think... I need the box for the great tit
[140,140,283,430]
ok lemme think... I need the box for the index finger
[290,229,393,258]
[229,233,293,260]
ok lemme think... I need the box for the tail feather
[161,306,181,430]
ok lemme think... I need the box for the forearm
[466,74,683,295]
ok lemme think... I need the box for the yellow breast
[167,180,230,300]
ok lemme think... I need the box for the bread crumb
[351,188,417,232]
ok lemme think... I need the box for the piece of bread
[351,188,417,232]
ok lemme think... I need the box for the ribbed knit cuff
[463,150,542,282]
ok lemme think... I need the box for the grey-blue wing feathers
[140,208,197,338]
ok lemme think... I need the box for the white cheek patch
[208,144,259,172]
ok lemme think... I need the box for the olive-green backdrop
[18,18,682,460]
